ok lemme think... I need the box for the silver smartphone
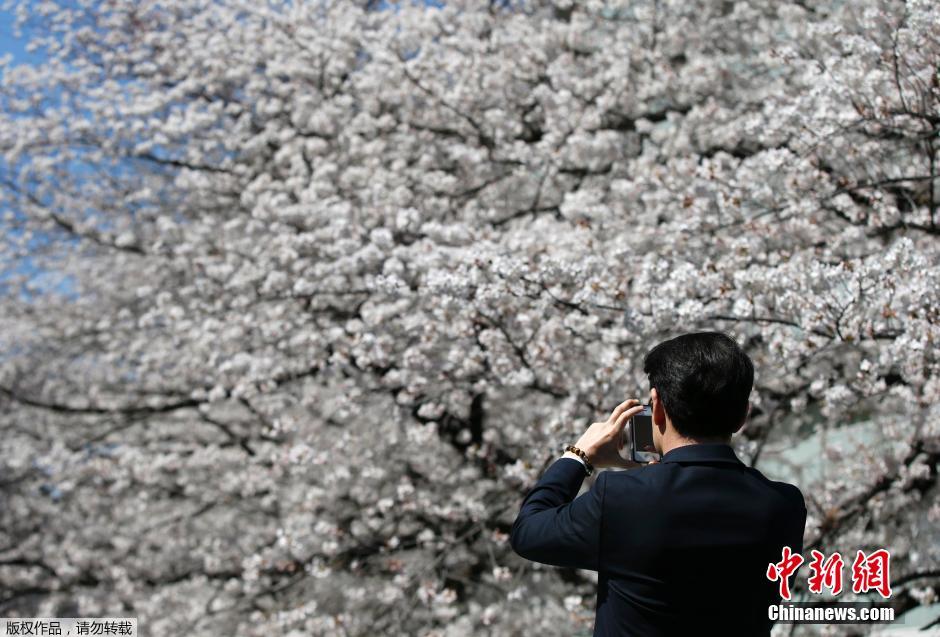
[627,404,660,464]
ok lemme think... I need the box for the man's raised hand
[574,398,647,470]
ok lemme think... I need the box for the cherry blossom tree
[1,0,937,634]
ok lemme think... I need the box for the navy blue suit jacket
[509,443,807,636]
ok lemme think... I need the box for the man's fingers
[615,406,643,428]
[614,404,645,428]
[610,398,641,422]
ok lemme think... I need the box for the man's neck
[660,433,731,457]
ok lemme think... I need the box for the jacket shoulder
[779,481,806,511]
[602,462,669,492]
[744,467,806,510]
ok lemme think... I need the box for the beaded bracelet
[564,444,594,476]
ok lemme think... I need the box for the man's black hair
[642,330,754,439]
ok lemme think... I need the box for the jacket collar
[660,443,744,465]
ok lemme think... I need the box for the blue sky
[0,5,42,66]
[0,6,70,300]
[0,0,455,301]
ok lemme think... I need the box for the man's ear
[732,400,751,434]
[650,388,667,433]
